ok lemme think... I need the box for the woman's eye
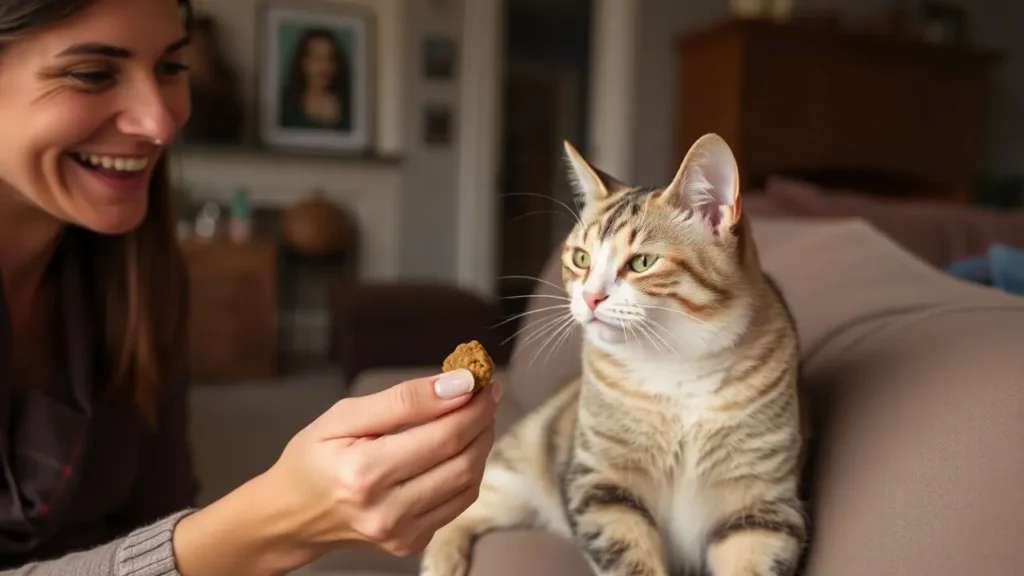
[157,61,189,77]
[66,70,115,86]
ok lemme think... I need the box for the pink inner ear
[676,143,738,234]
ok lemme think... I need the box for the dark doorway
[497,0,592,343]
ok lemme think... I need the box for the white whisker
[498,274,568,294]
[501,293,572,302]
[542,319,579,367]
[614,314,644,353]
[517,312,574,349]
[501,192,583,231]
[491,304,570,329]
[501,311,568,347]
[636,303,708,325]
[637,318,679,357]
[528,315,577,369]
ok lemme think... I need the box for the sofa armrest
[751,218,1024,576]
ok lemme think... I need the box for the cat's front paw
[705,499,805,576]
[419,552,469,576]
[419,530,472,576]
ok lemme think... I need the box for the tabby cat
[420,133,808,576]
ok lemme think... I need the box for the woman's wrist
[172,469,323,576]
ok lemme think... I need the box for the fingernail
[490,381,504,403]
[434,369,475,399]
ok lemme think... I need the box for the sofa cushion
[756,220,1024,576]
[506,217,1024,575]
[765,176,1024,267]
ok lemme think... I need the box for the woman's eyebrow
[56,36,190,59]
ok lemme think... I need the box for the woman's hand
[173,369,503,576]
[275,368,503,557]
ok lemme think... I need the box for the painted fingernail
[434,369,475,399]
[490,381,504,403]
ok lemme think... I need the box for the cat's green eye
[571,248,591,269]
[628,253,659,273]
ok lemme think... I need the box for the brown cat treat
[442,340,494,392]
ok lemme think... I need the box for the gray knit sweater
[0,510,192,576]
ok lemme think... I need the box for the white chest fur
[623,359,735,571]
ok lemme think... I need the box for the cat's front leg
[563,463,669,576]
[705,497,807,576]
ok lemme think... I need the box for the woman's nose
[115,83,178,144]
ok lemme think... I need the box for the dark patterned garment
[0,229,198,569]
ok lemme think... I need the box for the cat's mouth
[586,317,627,343]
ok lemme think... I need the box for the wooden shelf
[171,142,404,165]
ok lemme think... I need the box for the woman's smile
[0,0,190,234]
[66,150,155,196]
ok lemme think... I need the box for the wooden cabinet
[674,18,998,201]
[180,238,278,381]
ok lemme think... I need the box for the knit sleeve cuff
[114,509,195,576]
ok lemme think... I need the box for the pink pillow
[764,176,1024,267]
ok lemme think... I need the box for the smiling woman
[0,2,500,574]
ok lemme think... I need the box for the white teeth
[74,153,149,172]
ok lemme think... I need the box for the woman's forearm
[0,471,321,576]
[172,470,323,576]
[172,472,306,576]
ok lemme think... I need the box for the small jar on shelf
[228,187,253,242]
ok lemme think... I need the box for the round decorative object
[194,201,222,239]
[281,190,351,256]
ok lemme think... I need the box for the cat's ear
[563,140,629,209]
[661,133,742,236]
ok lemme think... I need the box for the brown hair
[91,157,188,426]
[1,0,194,426]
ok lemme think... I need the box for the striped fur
[420,134,808,576]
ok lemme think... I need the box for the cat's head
[561,133,760,359]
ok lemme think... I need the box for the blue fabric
[945,243,1024,295]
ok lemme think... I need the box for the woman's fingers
[389,417,495,517]
[373,381,502,487]
[311,369,478,440]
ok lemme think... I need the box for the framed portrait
[258,0,375,153]
[423,104,453,146]
[423,36,457,81]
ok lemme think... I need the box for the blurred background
[173,0,1024,537]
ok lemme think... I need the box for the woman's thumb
[314,369,477,439]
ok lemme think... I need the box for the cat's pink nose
[583,291,608,312]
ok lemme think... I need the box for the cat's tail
[418,464,539,576]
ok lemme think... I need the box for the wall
[632,0,728,187]
[398,0,465,282]
[174,0,468,283]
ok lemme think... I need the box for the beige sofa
[303,216,1024,575]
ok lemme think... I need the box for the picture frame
[423,104,454,146]
[423,36,457,81]
[257,0,376,153]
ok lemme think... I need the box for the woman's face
[302,37,337,90]
[0,0,191,234]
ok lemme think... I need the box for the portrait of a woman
[279,28,353,132]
